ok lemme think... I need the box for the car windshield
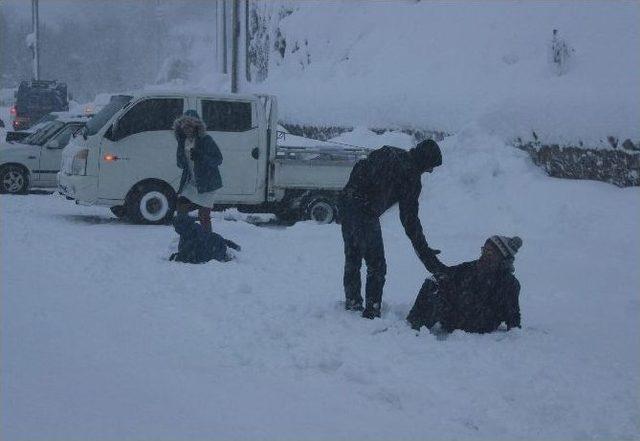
[22,121,65,146]
[84,95,132,136]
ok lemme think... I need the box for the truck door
[199,98,264,202]
[99,98,185,201]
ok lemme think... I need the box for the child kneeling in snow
[407,236,522,334]
[170,213,241,264]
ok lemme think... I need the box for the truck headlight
[71,149,88,176]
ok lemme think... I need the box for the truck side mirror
[46,140,60,149]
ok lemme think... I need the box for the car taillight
[71,149,89,176]
[9,105,16,116]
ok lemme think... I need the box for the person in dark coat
[407,235,523,334]
[174,110,223,233]
[339,139,448,319]
[170,213,241,264]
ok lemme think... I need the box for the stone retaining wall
[516,143,640,187]
[280,122,640,187]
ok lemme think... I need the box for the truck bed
[273,132,370,191]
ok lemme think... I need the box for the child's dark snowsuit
[170,213,240,264]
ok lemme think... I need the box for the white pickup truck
[58,91,370,224]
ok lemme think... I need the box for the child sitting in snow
[170,213,241,264]
[407,235,522,334]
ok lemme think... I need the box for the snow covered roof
[130,89,262,102]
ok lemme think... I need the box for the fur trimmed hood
[173,112,206,138]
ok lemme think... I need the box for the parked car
[58,91,370,224]
[10,80,69,130]
[5,111,91,143]
[0,116,88,194]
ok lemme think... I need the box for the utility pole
[245,0,251,83]
[31,0,40,80]
[218,0,227,75]
[217,0,247,93]
[231,0,239,93]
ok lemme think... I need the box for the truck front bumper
[57,172,99,206]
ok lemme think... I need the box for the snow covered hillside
[2,129,639,440]
[251,1,640,147]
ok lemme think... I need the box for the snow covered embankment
[253,1,640,148]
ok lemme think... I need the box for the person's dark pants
[340,199,387,310]
[177,196,212,233]
[407,278,439,330]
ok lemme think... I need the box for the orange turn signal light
[103,154,118,161]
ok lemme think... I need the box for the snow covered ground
[2,128,639,440]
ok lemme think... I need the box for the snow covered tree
[548,29,574,76]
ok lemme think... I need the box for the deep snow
[252,1,640,147]
[2,128,639,440]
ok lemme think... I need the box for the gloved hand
[190,148,201,161]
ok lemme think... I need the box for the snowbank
[2,128,639,439]
[252,1,640,146]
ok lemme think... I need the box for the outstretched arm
[399,182,447,274]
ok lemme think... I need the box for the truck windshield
[84,94,132,136]
[22,121,65,145]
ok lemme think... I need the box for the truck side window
[202,100,252,132]
[116,98,183,140]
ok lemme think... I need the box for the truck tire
[126,182,175,225]
[303,195,338,224]
[0,165,29,194]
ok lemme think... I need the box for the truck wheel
[109,205,127,219]
[0,165,29,194]
[126,182,175,225]
[304,196,337,224]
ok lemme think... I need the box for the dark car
[10,80,69,131]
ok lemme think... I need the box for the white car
[0,116,88,193]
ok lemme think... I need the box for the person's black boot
[345,298,364,311]
[362,302,381,319]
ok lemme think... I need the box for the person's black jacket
[341,145,444,273]
[407,261,521,333]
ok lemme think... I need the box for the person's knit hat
[412,139,443,171]
[487,235,523,259]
